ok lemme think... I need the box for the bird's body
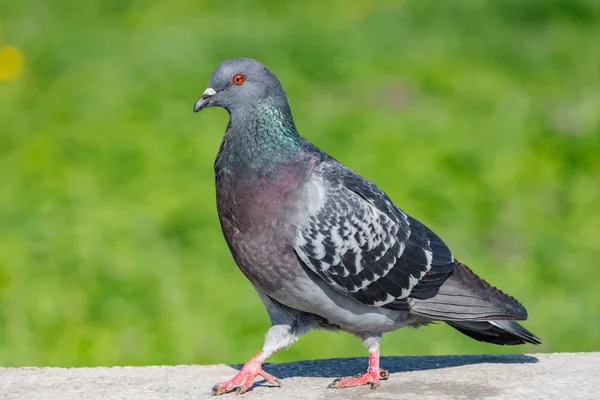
[216,141,414,333]
[193,58,540,395]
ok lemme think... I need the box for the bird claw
[211,384,230,396]
[380,369,389,380]
[270,378,282,387]
[327,369,387,390]
[211,380,252,396]
[235,385,250,395]
[327,378,342,389]
[211,367,281,396]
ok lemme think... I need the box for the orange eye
[232,74,245,85]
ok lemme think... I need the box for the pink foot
[327,369,389,390]
[327,349,389,390]
[211,352,281,395]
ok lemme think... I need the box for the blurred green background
[1,0,599,368]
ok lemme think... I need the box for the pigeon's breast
[214,159,316,286]
[216,163,312,234]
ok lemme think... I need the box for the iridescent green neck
[214,99,302,175]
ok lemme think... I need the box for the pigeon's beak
[193,88,217,112]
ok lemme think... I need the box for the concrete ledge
[1,353,598,400]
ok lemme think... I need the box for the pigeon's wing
[294,160,454,310]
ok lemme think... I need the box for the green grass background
[1,0,599,367]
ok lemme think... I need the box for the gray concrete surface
[0,352,598,400]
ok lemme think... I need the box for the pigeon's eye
[232,74,245,85]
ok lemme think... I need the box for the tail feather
[447,320,541,345]
[411,260,528,321]
[410,260,540,345]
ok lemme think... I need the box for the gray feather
[411,261,528,321]
[446,320,541,345]
[294,162,455,308]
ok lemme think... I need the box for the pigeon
[193,58,540,395]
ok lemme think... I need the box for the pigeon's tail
[411,260,529,321]
[411,261,541,345]
[446,320,541,345]
[410,260,540,344]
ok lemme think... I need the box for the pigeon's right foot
[327,369,389,390]
[211,351,281,396]
[327,349,388,390]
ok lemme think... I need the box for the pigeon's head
[193,58,287,114]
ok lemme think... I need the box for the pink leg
[211,351,281,395]
[327,349,389,390]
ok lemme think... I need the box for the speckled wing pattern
[294,161,455,309]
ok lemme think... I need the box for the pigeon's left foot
[211,351,281,396]
[327,350,388,390]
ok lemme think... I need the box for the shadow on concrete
[232,353,538,379]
